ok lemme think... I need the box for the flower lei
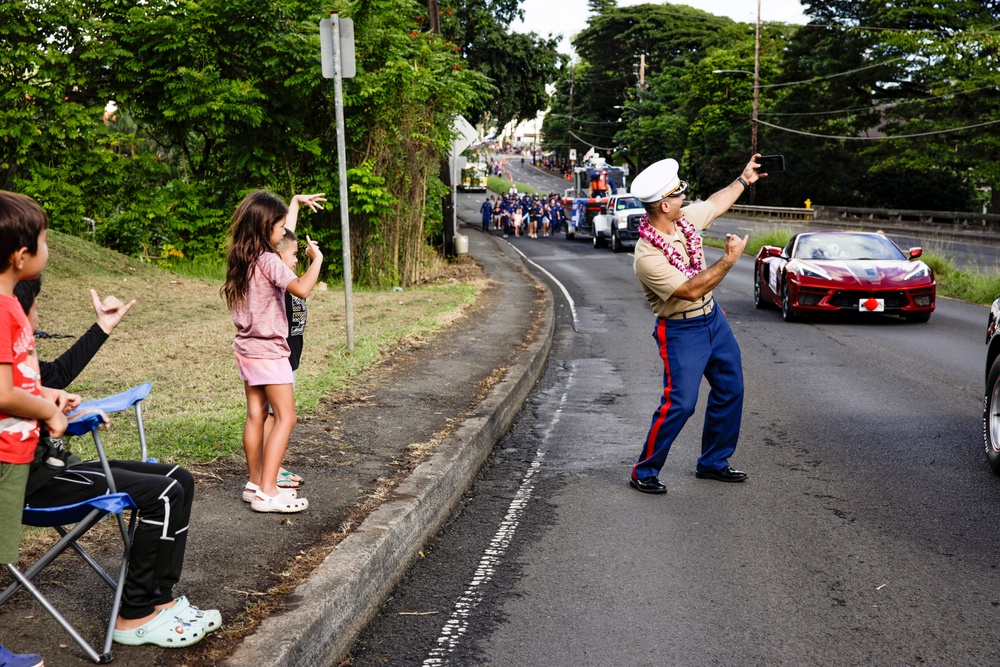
[638,214,705,278]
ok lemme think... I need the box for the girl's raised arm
[285,193,327,232]
[286,235,324,299]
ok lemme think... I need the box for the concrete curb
[224,249,554,667]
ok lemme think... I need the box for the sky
[511,0,810,55]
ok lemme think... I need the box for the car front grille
[829,290,909,309]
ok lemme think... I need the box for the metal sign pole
[330,13,355,351]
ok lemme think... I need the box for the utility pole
[567,64,575,169]
[751,0,761,204]
[637,53,646,172]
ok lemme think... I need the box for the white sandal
[242,481,295,503]
[250,489,308,513]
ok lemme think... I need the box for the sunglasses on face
[665,181,689,198]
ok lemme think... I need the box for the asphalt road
[347,160,1000,666]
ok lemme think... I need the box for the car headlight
[904,264,931,280]
[617,216,628,229]
[799,264,832,280]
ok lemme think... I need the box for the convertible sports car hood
[790,259,929,285]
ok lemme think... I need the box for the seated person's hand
[40,387,82,414]
[91,289,136,334]
[68,407,109,427]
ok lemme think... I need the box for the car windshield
[793,233,905,261]
[616,197,642,210]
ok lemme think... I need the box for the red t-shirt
[0,294,41,463]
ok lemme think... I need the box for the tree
[0,1,119,233]
[545,3,739,173]
[766,0,1000,210]
[438,0,565,129]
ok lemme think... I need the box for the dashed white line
[422,377,573,665]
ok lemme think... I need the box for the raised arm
[40,291,134,390]
[285,193,327,233]
[285,235,324,299]
[706,154,764,218]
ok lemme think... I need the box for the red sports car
[754,231,936,322]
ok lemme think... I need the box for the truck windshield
[616,197,642,210]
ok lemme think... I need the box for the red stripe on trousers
[643,319,673,462]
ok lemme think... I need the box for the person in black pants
[14,279,221,647]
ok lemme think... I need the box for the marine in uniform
[628,155,764,494]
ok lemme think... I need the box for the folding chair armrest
[22,492,137,527]
[72,382,152,416]
[67,382,153,463]
[64,411,106,438]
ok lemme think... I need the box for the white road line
[503,241,579,331]
[422,378,573,666]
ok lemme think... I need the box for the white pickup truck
[591,193,646,252]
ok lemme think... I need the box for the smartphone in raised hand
[757,154,785,173]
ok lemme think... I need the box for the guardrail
[812,205,1000,230]
[723,203,1000,245]
[728,204,815,222]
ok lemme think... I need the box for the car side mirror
[764,246,782,258]
[908,247,923,259]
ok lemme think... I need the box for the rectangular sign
[320,17,356,79]
[339,18,356,79]
[320,18,334,78]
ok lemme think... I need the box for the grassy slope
[35,231,479,465]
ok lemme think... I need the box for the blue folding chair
[1,383,153,664]
[74,382,154,463]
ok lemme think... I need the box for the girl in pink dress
[222,191,323,513]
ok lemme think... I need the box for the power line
[546,113,622,126]
[567,129,616,151]
[756,117,1000,140]
[757,84,1000,117]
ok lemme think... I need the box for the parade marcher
[550,198,564,234]
[500,197,511,237]
[480,196,493,232]
[627,155,763,495]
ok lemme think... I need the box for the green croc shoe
[172,596,222,633]
[112,608,205,647]
[276,469,303,489]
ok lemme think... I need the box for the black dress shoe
[695,466,748,483]
[629,476,667,494]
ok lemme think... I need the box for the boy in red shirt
[0,192,78,667]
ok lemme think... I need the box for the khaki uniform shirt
[633,201,719,319]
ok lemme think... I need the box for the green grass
[487,175,538,196]
[159,256,228,281]
[703,225,1000,304]
[35,230,481,465]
